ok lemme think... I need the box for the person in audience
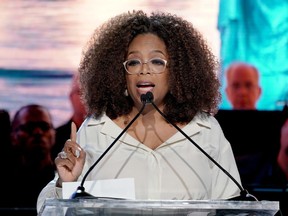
[277,118,288,180]
[51,72,87,160]
[37,10,242,212]
[225,62,262,110]
[277,106,288,216]
[2,104,56,214]
[0,109,11,189]
[0,109,11,152]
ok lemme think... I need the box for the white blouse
[37,112,242,212]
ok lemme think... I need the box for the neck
[22,153,53,170]
[131,105,166,124]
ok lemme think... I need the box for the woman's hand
[55,122,86,187]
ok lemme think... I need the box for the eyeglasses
[16,122,52,134]
[123,58,167,75]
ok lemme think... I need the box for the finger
[59,151,68,159]
[70,122,77,142]
[55,156,75,172]
[57,150,77,165]
[75,148,81,158]
[63,139,82,159]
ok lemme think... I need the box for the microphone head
[145,92,154,103]
[140,94,147,104]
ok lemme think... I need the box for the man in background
[52,72,87,160]
[278,116,288,180]
[276,112,288,215]
[217,62,282,190]
[0,109,11,152]
[225,62,262,110]
[1,104,56,214]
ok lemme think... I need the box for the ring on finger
[59,151,68,159]
[75,149,80,158]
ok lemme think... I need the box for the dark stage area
[215,109,288,215]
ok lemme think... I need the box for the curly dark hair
[79,10,221,124]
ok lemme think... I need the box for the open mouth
[136,82,155,94]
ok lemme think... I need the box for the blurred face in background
[278,119,288,180]
[11,106,55,159]
[225,63,262,110]
[70,74,87,121]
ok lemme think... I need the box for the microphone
[145,91,257,201]
[71,94,149,199]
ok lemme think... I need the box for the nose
[140,62,151,75]
[31,126,44,135]
[237,86,250,95]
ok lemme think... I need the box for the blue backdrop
[218,0,288,110]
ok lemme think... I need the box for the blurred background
[0,0,221,127]
[1,0,287,127]
[1,0,287,215]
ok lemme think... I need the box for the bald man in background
[225,62,262,110]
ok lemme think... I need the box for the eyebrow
[127,50,167,56]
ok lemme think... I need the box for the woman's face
[125,33,169,109]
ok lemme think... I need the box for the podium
[39,199,279,215]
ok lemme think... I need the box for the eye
[17,122,52,134]
[18,124,30,133]
[38,122,52,131]
[127,59,141,67]
[150,58,166,66]
[232,83,240,89]
[245,83,253,89]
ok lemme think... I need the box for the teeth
[137,84,155,87]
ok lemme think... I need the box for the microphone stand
[71,95,148,199]
[145,92,257,201]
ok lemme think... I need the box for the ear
[225,87,230,99]
[257,86,262,99]
[69,91,73,99]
